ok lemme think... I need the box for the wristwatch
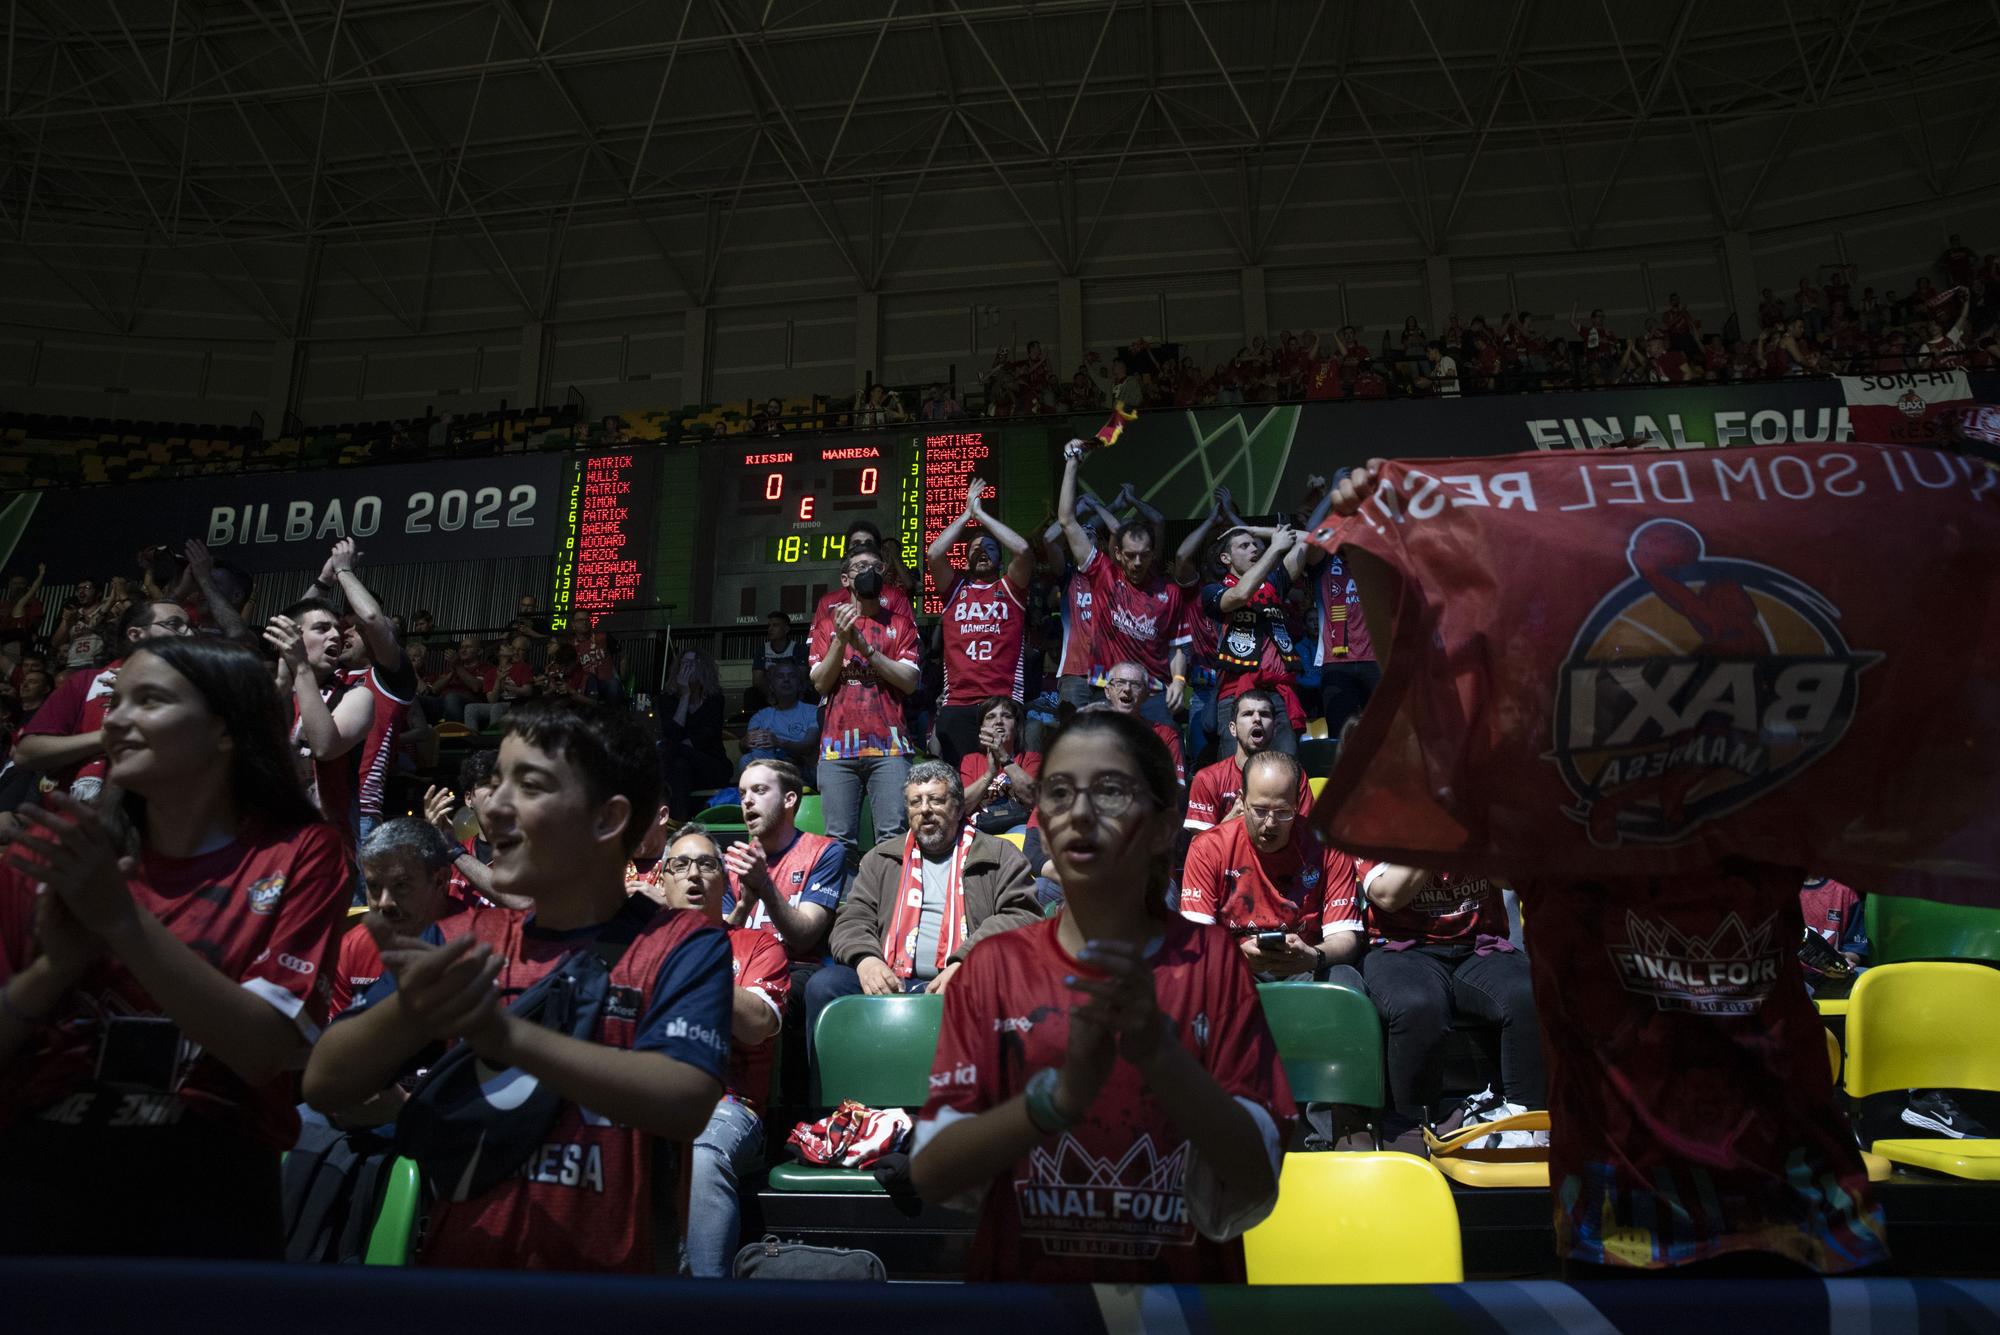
[1024,1066,1081,1134]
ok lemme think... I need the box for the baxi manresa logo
[1550,518,1879,847]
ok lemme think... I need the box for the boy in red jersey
[654,825,790,1278]
[305,699,733,1273]
[1202,522,1310,747]
[1315,460,1886,1278]
[928,476,1036,769]
[1182,751,1362,985]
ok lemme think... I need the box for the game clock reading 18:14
[705,437,911,623]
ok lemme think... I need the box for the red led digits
[764,472,783,501]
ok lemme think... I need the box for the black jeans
[932,703,990,772]
[1318,661,1381,738]
[1362,944,1544,1123]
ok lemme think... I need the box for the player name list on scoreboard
[920,430,990,614]
[560,453,644,625]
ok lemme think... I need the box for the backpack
[281,1119,403,1264]
[394,900,650,1202]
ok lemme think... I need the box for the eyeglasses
[150,618,191,632]
[1244,805,1297,824]
[1039,776,1150,819]
[1104,678,1147,694]
[663,855,722,875]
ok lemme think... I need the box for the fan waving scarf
[1306,442,2000,907]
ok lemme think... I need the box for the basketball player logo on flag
[1551,518,1880,849]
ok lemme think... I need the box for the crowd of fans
[0,398,1941,1285]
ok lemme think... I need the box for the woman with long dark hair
[0,636,348,1258]
[910,710,1292,1283]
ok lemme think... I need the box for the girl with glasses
[910,710,1291,1282]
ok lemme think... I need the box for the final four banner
[1072,376,2000,521]
[0,454,566,581]
[1306,444,2000,905]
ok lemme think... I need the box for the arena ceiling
[1,0,1993,275]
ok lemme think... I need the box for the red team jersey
[810,598,920,759]
[362,900,733,1272]
[726,925,791,1114]
[342,663,414,823]
[0,822,349,1148]
[291,676,365,850]
[1314,553,1375,666]
[1518,868,1886,1271]
[1357,862,1512,950]
[725,829,846,961]
[1056,564,1097,679]
[17,655,121,788]
[814,580,913,623]
[1081,550,1195,688]
[1183,756,1315,832]
[915,915,1292,1283]
[1180,820,1361,942]
[939,573,1029,705]
[1799,876,1861,947]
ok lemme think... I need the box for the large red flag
[1307,442,2000,904]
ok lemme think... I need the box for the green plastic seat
[363,1157,422,1265]
[1256,981,1384,1108]
[767,993,943,1194]
[692,804,744,825]
[794,792,824,835]
[1867,895,2000,965]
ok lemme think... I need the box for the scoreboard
[707,438,912,622]
[550,426,1048,629]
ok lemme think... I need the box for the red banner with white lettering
[1308,444,2000,904]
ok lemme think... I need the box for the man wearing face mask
[809,549,923,865]
[812,522,914,621]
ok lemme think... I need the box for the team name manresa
[520,1140,606,1192]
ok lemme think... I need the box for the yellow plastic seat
[1244,1151,1462,1284]
[1822,1024,1892,1181]
[1813,995,1850,1018]
[996,830,1026,850]
[1424,1110,1550,1188]
[1308,775,1327,800]
[1846,962,2000,1181]
[1303,717,1329,740]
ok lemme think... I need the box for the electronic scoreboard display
[553,427,1049,628]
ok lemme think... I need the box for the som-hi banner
[0,453,565,581]
[1075,375,2000,520]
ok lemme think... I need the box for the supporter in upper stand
[1,565,46,637]
[266,598,375,854]
[1358,860,1543,1146]
[810,548,921,862]
[958,696,1040,833]
[1181,750,1362,986]
[746,611,807,717]
[1099,661,1186,789]
[812,521,915,621]
[1056,445,1208,727]
[1570,304,1617,382]
[741,661,820,782]
[856,383,908,427]
[305,699,734,1272]
[179,541,252,641]
[650,824,789,1279]
[1183,691,1313,838]
[806,760,1037,1047]
[508,593,550,641]
[910,710,1290,1283]
[51,577,108,667]
[330,817,464,1022]
[1661,292,1701,360]
[14,599,191,801]
[1939,232,1978,288]
[1203,518,1311,752]
[0,636,349,1258]
[919,384,962,422]
[659,647,730,819]
[464,639,534,735]
[1757,287,1789,330]
[927,475,1035,769]
[439,636,488,724]
[313,541,419,845]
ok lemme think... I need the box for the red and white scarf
[885,826,974,980]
